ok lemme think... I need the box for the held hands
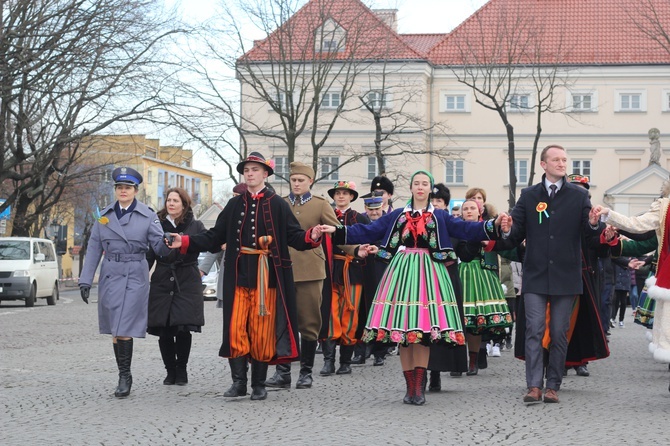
[310,225,323,241]
[317,224,336,234]
[591,205,609,222]
[80,286,90,304]
[356,244,379,258]
[165,233,182,248]
[603,224,618,242]
[628,258,645,270]
[496,213,513,234]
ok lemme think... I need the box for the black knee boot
[115,339,133,398]
[296,339,318,389]
[158,336,176,385]
[320,340,336,376]
[265,363,291,388]
[429,370,442,392]
[336,344,354,375]
[250,360,269,401]
[175,332,191,385]
[223,357,248,397]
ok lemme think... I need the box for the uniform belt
[240,236,273,316]
[334,253,355,311]
[104,253,146,262]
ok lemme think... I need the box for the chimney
[372,9,398,32]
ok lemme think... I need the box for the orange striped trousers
[229,286,277,361]
[328,282,363,346]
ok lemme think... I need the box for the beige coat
[285,194,355,282]
[607,197,670,362]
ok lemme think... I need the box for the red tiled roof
[428,0,670,65]
[400,34,446,56]
[241,0,425,62]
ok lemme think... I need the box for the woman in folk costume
[319,170,506,405]
[147,188,206,386]
[79,167,171,398]
[456,199,513,376]
[595,180,670,390]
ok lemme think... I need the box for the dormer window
[315,19,345,53]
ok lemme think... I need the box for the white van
[0,237,60,306]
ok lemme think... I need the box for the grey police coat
[79,200,170,338]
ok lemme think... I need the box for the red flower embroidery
[376,329,386,341]
[407,332,418,343]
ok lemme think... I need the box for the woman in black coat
[147,187,206,385]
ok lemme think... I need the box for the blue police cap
[363,196,383,209]
[112,167,143,186]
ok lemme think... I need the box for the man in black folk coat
[503,145,601,405]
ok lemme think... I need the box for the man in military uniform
[265,162,342,389]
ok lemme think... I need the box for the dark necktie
[549,184,557,200]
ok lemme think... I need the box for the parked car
[0,237,60,306]
[198,254,219,301]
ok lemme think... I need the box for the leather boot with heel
[319,340,336,376]
[250,360,269,401]
[296,339,317,389]
[265,363,291,388]
[223,357,248,397]
[175,332,191,386]
[158,336,176,385]
[114,339,133,398]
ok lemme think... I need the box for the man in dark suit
[502,145,601,404]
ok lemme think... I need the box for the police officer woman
[79,167,171,398]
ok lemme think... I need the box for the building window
[571,94,592,111]
[321,91,341,109]
[147,170,153,184]
[169,174,175,188]
[662,90,670,112]
[445,160,464,184]
[615,90,646,112]
[273,156,289,180]
[572,160,591,176]
[508,94,530,112]
[103,169,112,182]
[315,19,346,53]
[367,157,378,180]
[621,94,640,110]
[320,156,339,181]
[366,90,388,110]
[515,159,528,185]
[445,94,466,111]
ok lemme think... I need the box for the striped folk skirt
[635,273,655,329]
[361,248,465,346]
[459,260,513,336]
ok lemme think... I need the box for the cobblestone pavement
[2,288,670,445]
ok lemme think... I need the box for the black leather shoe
[335,364,352,375]
[575,365,590,377]
[450,371,463,377]
[250,386,267,400]
[295,372,313,389]
[373,356,385,366]
[351,355,365,365]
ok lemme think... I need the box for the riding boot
[477,346,488,369]
[319,340,336,376]
[175,331,191,385]
[402,370,415,404]
[250,360,269,401]
[115,339,133,398]
[412,367,427,405]
[158,335,177,385]
[466,351,479,376]
[296,339,317,389]
[428,370,442,392]
[265,363,291,388]
[336,344,354,375]
[223,357,248,397]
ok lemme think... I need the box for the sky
[172,0,490,188]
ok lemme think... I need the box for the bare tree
[0,0,183,235]
[167,0,420,185]
[627,0,670,56]
[446,3,571,208]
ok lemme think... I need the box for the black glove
[80,286,90,304]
